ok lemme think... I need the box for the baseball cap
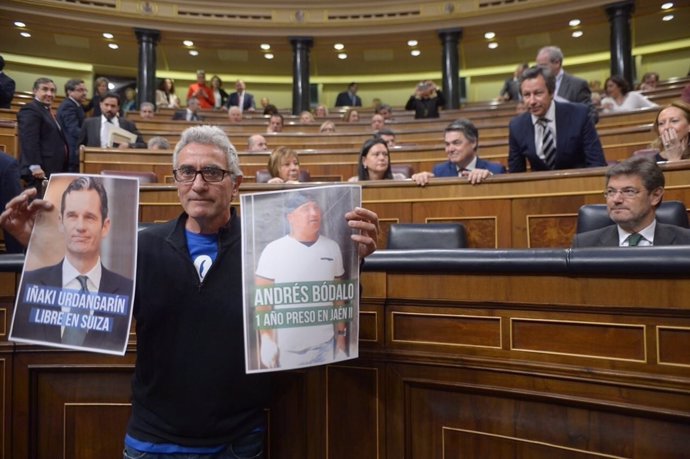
[284,191,318,213]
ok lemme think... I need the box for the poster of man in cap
[241,185,361,373]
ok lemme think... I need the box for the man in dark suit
[57,79,88,172]
[0,151,23,253]
[536,46,597,123]
[412,119,506,186]
[172,96,203,121]
[17,77,69,186]
[78,92,145,148]
[225,79,256,112]
[11,176,132,352]
[508,66,606,173]
[573,156,690,247]
[499,63,528,102]
[0,55,15,109]
[335,82,362,107]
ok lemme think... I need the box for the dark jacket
[17,99,69,179]
[405,91,445,119]
[57,97,86,172]
[572,222,690,247]
[127,209,269,446]
[78,116,146,148]
[508,101,606,172]
[0,72,16,109]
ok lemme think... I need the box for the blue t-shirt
[185,230,218,281]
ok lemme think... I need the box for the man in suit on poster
[11,176,132,352]
[17,77,69,185]
[572,156,690,247]
[78,92,146,149]
[508,66,606,173]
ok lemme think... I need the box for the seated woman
[300,110,315,124]
[348,138,407,182]
[601,75,657,113]
[342,108,360,123]
[647,100,690,162]
[319,120,336,133]
[155,78,180,109]
[314,104,329,117]
[267,147,302,184]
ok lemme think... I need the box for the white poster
[9,174,138,356]
[241,185,362,373]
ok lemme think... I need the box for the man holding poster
[1,127,377,457]
[254,191,353,369]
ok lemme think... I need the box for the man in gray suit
[572,156,690,247]
[536,46,597,123]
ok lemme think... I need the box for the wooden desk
[135,161,690,249]
[3,248,689,458]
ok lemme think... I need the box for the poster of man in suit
[10,174,138,355]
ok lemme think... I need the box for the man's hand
[411,171,434,186]
[463,168,492,185]
[0,188,53,247]
[346,206,380,258]
[260,335,279,368]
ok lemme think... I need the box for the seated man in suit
[11,176,133,351]
[572,156,690,247]
[172,97,203,121]
[508,66,606,173]
[78,92,146,149]
[412,119,506,186]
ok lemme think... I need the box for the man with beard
[79,92,145,148]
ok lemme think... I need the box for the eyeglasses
[173,166,230,183]
[604,187,641,199]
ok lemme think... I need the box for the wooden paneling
[2,262,690,457]
[11,353,135,459]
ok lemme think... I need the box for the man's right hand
[0,188,53,247]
